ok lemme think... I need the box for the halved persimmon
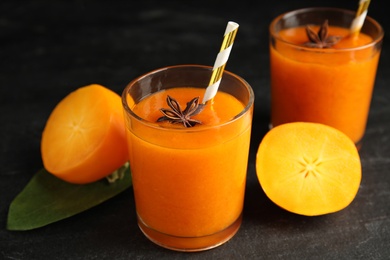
[256,122,361,216]
[41,84,128,184]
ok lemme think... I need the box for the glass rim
[269,7,384,52]
[121,64,255,132]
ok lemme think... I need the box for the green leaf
[6,162,132,231]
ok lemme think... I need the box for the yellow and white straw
[202,21,239,104]
[350,0,371,35]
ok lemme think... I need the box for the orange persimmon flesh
[256,122,361,216]
[41,84,128,184]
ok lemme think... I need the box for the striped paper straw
[202,21,239,104]
[350,0,371,35]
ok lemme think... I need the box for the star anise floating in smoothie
[304,20,342,48]
[157,95,205,127]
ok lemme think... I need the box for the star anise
[157,95,205,127]
[304,20,342,48]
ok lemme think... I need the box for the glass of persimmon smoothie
[122,64,254,252]
[269,7,383,146]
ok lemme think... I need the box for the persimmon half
[41,84,128,184]
[256,122,361,216]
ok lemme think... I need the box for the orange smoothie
[270,25,381,144]
[124,86,253,250]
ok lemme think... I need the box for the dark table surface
[1,0,389,259]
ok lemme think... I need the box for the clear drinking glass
[122,64,254,251]
[269,7,384,146]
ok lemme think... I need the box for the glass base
[137,213,242,252]
[355,138,363,150]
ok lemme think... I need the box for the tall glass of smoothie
[122,64,254,251]
[269,7,383,146]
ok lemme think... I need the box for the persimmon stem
[106,162,129,184]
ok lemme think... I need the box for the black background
[1,0,389,259]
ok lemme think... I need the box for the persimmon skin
[256,122,362,216]
[41,84,128,184]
